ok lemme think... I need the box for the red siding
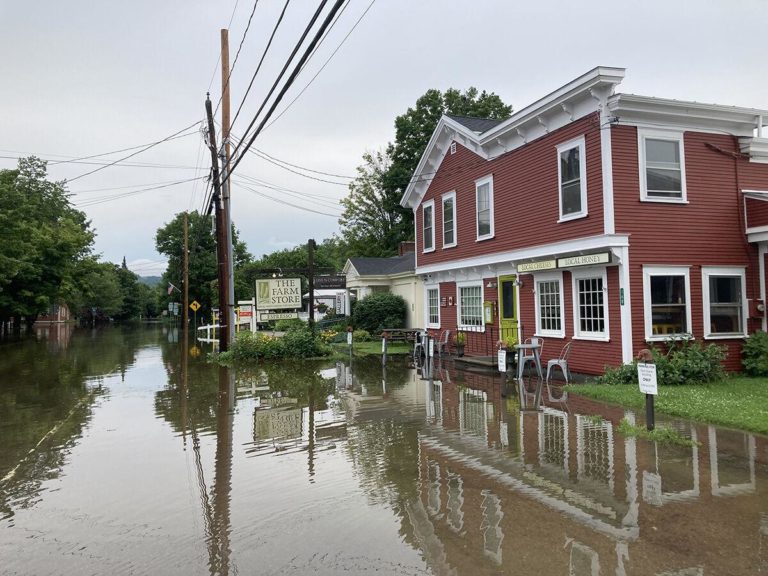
[612,126,768,371]
[416,114,604,265]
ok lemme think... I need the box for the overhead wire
[263,0,375,133]
[226,0,347,187]
[73,176,206,208]
[66,121,204,182]
[214,0,260,116]
[207,0,242,93]
[228,0,292,135]
[235,181,341,217]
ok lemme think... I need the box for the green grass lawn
[331,341,412,356]
[566,377,768,435]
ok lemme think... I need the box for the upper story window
[572,269,608,341]
[702,266,746,339]
[442,192,456,248]
[643,265,692,341]
[557,137,587,221]
[475,176,494,241]
[426,286,440,328]
[638,129,687,202]
[423,200,435,252]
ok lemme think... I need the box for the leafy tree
[352,293,407,334]
[339,88,512,257]
[155,211,251,320]
[0,157,94,327]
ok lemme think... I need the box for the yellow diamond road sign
[190,300,201,312]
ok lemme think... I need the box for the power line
[215,0,260,116]
[227,0,347,186]
[235,181,341,217]
[73,176,206,208]
[252,147,353,179]
[207,0,242,93]
[263,0,375,132]
[66,121,203,183]
[229,0,292,135]
[0,154,203,171]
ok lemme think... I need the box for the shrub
[742,330,768,376]
[352,293,407,334]
[353,329,371,342]
[593,338,726,386]
[226,329,331,361]
[274,318,306,332]
[282,327,326,357]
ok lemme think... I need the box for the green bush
[742,330,768,376]
[282,327,328,357]
[226,329,330,361]
[593,338,726,386]
[352,293,407,334]
[274,318,306,332]
[353,329,371,342]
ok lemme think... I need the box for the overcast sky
[1,0,766,276]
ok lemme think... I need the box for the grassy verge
[565,377,768,435]
[616,418,699,447]
[331,341,412,356]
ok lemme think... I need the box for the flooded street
[1,326,767,575]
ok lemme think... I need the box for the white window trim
[422,200,435,253]
[702,266,747,340]
[638,128,688,204]
[442,191,457,249]
[456,280,485,332]
[425,285,441,329]
[642,265,692,342]
[534,271,565,338]
[556,136,588,222]
[475,175,494,241]
[571,267,610,342]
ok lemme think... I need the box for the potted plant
[454,332,466,357]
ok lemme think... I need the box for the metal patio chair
[437,329,451,356]
[546,341,572,384]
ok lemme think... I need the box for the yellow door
[498,275,519,347]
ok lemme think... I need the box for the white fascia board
[608,94,768,136]
[341,259,355,275]
[414,233,630,276]
[400,116,484,209]
[479,66,626,144]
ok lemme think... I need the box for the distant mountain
[139,276,162,287]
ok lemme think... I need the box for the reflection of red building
[413,365,768,574]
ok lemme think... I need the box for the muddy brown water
[1,325,766,575]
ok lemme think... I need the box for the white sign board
[256,278,302,310]
[258,311,298,322]
[497,349,507,372]
[637,363,658,395]
[347,331,352,346]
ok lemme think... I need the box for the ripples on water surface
[0,325,766,575]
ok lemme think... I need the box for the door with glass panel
[498,275,519,347]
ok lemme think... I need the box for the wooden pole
[182,212,189,332]
[221,29,235,347]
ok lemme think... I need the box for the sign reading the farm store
[256,278,302,310]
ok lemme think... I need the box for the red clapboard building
[400,67,768,374]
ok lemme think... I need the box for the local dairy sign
[256,278,302,310]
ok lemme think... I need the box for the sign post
[637,360,658,431]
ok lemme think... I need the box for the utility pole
[205,95,230,351]
[182,212,189,332]
[221,28,236,347]
[308,239,316,335]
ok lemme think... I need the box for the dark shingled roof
[349,253,415,276]
[447,115,505,134]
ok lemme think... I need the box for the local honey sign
[256,278,302,310]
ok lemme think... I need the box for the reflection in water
[1,329,766,575]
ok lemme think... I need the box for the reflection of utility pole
[180,314,188,448]
[307,381,315,480]
[211,366,234,575]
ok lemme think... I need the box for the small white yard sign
[497,350,507,372]
[637,363,658,395]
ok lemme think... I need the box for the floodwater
[1,325,766,576]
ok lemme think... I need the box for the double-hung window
[638,129,687,202]
[557,137,587,220]
[572,269,608,340]
[458,283,484,330]
[475,176,494,240]
[423,200,435,252]
[702,267,746,338]
[426,287,440,328]
[535,273,564,337]
[643,266,691,340]
[442,192,456,248]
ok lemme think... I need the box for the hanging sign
[256,278,302,310]
[314,275,346,289]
